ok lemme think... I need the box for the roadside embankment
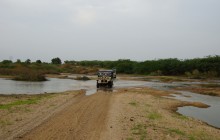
[0,90,84,140]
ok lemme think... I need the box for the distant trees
[1,60,13,64]
[51,57,62,65]
[36,60,42,64]
[25,59,31,64]
[16,59,21,63]
[65,56,220,77]
[0,56,219,78]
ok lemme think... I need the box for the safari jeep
[96,70,114,88]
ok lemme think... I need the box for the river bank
[0,87,219,140]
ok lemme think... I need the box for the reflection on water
[0,78,94,94]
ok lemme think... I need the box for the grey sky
[0,0,220,62]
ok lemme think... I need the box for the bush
[14,72,46,81]
[25,59,31,64]
[74,76,90,80]
[51,57,62,65]
[149,70,162,76]
[185,69,202,79]
[1,60,13,64]
[205,71,218,78]
[36,60,42,64]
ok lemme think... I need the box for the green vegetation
[0,119,13,127]
[0,99,38,110]
[25,59,31,64]
[147,112,162,120]
[188,135,196,140]
[0,56,220,81]
[131,123,147,140]
[0,94,54,110]
[0,57,98,81]
[74,76,91,80]
[168,128,185,136]
[173,114,189,120]
[65,55,220,78]
[36,60,42,64]
[13,71,46,81]
[51,57,62,65]
[129,101,138,106]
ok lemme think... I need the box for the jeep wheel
[97,83,99,88]
[108,82,113,88]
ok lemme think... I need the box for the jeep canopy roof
[98,70,114,72]
[97,70,113,77]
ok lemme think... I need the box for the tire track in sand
[21,92,111,140]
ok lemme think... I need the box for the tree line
[1,56,220,78]
[65,56,220,77]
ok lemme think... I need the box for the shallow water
[0,78,153,95]
[0,77,220,128]
[170,91,220,128]
[0,78,84,94]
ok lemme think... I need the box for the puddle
[169,91,220,128]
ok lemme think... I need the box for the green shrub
[74,76,90,80]
[148,112,162,120]
[51,57,62,65]
[185,69,202,79]
[13,71,46,81]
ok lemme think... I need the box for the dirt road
[2,87,220,140]
[21,92,111,140]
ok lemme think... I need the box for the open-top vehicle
[96,70,115,88]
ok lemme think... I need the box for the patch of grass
[131,123,147,140]
[0,119,13,127]
[0,94,53,111]
[126,138,134,140]
[0,93,56,110]
[195,131,212,140]
[173,114,189,120]
[129,101,138,106]
[187,131,212,140]
[43,94,55,99]
[0,98,39,110]
[147,112,162,120]
[168,128,185,136]
[188,135,196,140]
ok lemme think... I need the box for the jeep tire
[97,82,99,88]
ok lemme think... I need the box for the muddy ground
[0,78,220,139]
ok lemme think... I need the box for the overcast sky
[0,0,220,62]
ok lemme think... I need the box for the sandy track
[21,92,111,140]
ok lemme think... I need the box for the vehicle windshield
[98,71,112,77]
